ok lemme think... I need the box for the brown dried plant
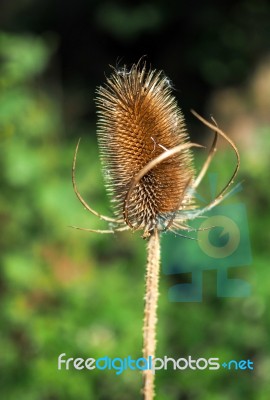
[71,61,240,400]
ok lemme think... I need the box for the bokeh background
[1,1,270,399]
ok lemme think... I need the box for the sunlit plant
[72,61,239,400]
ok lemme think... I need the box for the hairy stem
[143,229,160,400]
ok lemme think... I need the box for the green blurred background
[0,1,270,399]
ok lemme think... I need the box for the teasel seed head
[95,63,195,237]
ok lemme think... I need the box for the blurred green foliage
[0,21,270,400]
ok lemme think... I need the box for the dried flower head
[72,61,239,238]
[96,64,196,237]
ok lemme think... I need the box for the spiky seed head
[95,63,195,236]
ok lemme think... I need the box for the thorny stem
[143,229,160,400]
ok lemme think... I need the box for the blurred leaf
[0,33,53,86]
